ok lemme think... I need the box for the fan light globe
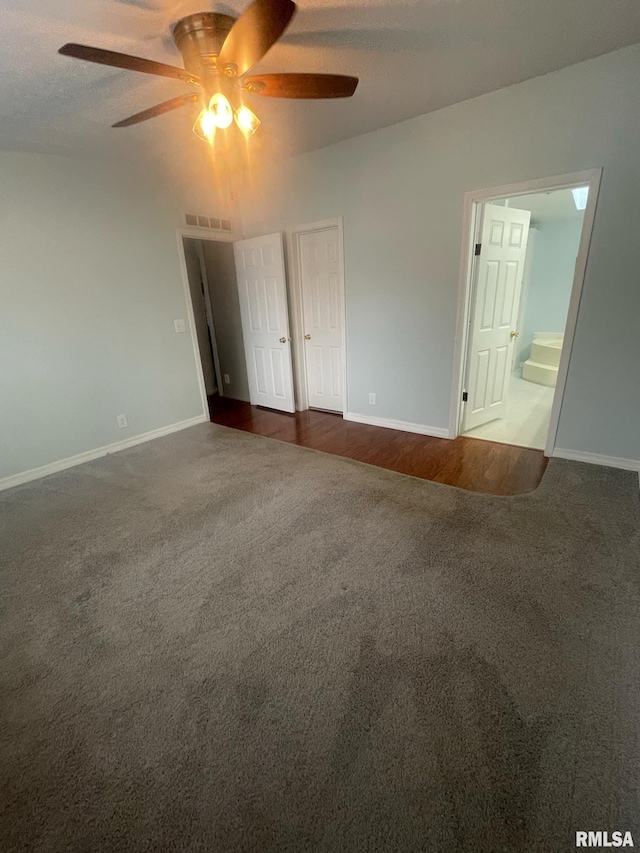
[208,93,233,129]
[193,93,234,143]
[193,108,216,142]
[234,105,261,138]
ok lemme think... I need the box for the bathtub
[522,333,564,387]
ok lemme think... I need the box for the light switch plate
[174,319,187,334]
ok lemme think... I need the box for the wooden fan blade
[217,0,296,78]
[112,93,200,127]
[59,43,199,85]
[242,73,358,99]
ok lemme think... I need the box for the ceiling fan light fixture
[234,104,261,138]
[208,92,233,129]
[57,0,360,147]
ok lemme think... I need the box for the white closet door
[299,227,344,412]
[234,233,295,413]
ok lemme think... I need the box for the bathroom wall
[516,217,585,365]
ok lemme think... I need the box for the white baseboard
[0,414,209,493]
[553,447,640,472]
[344,412,450,439]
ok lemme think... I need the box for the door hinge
[462,391,468,402]
[474,243,481,256]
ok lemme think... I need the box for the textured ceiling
[1,0,640,172]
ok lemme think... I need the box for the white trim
[553,447,640,472]
[0,415,208,492]
[450,168,602,458]
[543,171,601,457]
[345,412,449,439]
[285,218,348,416]
[178,225,236,242]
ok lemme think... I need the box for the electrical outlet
[223,374,230,384]
[369,393,377,405]
[173,318,187,334]
[117,414,128,429]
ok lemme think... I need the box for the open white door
[234,233,295,413]
[462,203,531,432]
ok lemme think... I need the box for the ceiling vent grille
[185,213,232,232]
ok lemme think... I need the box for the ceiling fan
[58,0,359,144]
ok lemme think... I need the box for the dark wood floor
[208,396,548,496]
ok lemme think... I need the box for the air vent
[184,213,233,233]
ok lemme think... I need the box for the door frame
[285,217,348,415]
[449,168,602,457]
[176,227,234,419]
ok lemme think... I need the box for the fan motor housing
[173,13,236,86]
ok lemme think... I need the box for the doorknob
[510,330,520,339]
[279,337,288,344]
[304,334,311,340]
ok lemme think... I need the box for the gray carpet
[1,423,639,853]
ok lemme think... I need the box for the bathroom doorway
[452,170,600,455]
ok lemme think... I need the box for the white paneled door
[462,203,531,432]
[234,233,295,413]
[299,227,344,412]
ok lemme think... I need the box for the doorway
[180,235,251,414]
[452,170,601,455]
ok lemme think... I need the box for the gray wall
[239,44,640,462]
[0,150,204,481]
[518,218,584,365]
[183,238,217,396]
[202,241,250,402]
